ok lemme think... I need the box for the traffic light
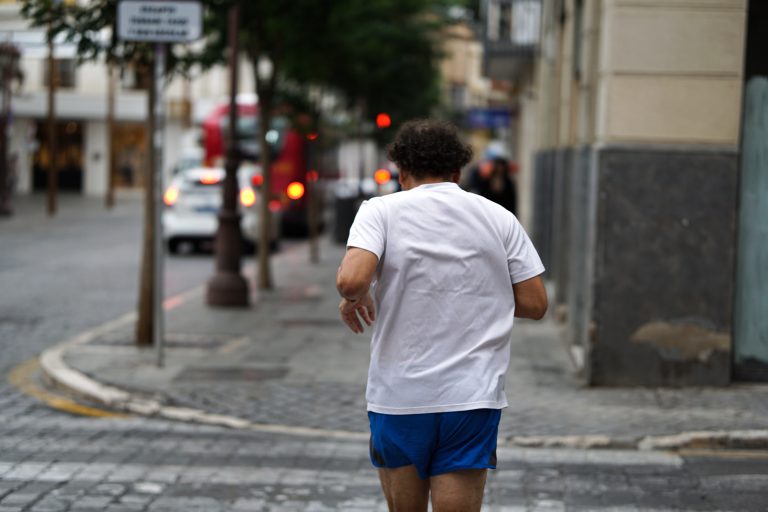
[374,169,391,185]
[376,113,392,129]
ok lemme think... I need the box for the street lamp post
[206,1,249,307]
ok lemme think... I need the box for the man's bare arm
[513,275,548,320]
[336,247,379,301]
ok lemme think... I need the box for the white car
[162,166,279,254]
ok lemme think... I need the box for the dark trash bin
[333,194,358,244]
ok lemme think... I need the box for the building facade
[483,0,768,385]
[1,0,244,200]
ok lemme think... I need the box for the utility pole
[152,42,166,366]
[206,1,249,306]
[46,16,58,217]
[0,43,21,217]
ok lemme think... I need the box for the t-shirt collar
[413,182,459,190]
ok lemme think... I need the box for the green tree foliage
[195,0,444,128]
[323,1,442,124]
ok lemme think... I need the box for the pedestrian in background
[476,156,518,215]
[336,119,547,511]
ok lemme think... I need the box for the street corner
[31,309,371,439]
[6,356,128,420]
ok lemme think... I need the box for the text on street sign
[118,1,202,43]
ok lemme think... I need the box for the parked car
[162,166,280,254]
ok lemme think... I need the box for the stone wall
[534,145,739,386]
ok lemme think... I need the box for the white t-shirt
[347,182,545,414]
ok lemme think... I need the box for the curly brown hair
[386,119,473,180]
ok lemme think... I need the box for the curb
[500,431,768,451]
[36,305,768,450]
[36,288,369,442]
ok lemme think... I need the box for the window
[487,1,500,40]
[43,58,76,88]
[121,63,151,90]
[572,0,584,80]
[500,2,512,41]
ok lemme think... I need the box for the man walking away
[337,119,547,512]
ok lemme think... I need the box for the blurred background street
[1,0,767,510]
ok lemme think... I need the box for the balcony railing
[481,0,542,80]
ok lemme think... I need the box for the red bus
[201,98,315,234]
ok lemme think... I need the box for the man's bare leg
[378,466,430,512]
[429,469,487,512]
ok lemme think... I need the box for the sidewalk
[41,237,768,450]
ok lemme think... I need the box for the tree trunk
[0,72,9,216]
[105,60,115,209]
[255,67,275,290]
[306,136,319,263]
[46,21,58,217]
[136,60,155,346]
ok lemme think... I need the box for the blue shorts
[368,409,501,480]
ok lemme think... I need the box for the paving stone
[29,497,69,512]
[0,492,41,507]
[105,506,146,512]
[118,494,155,506]
[76,495,116,509]
[91,483,128,496]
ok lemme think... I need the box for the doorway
[32,120,83,192]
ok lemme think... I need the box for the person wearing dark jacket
[475,157,517,215]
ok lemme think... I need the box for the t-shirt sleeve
[346,199,386,259]
[506,216,545,284]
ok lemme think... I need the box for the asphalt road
[0,194,246,376]
[1,194,767,511]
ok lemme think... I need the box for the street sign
[466,108,513,129]
[117,1,202,43]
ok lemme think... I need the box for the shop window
[112,123,148,189]
[32,120,84,191]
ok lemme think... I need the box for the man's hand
[339,293,376,334]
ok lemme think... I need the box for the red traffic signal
[376,113,392,129]
[374,169,391,185]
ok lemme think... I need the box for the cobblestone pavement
[2,387,768,511]
[56,235,768,441]
[8,196,768,444]
[4,195,768,510]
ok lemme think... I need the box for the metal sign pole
[153,42,166,368]
[116,0,202,366]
